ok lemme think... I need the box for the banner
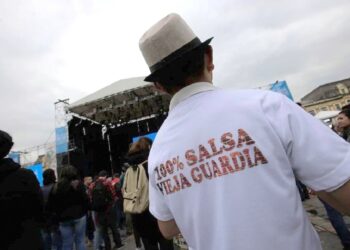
[26,163,43,186]
[269,80,294,100]
[133,132,157,142]
[55,126,68,154]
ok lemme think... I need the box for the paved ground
[89,195,347,249]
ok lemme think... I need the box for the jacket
[47,179,89,222]
[0,158,44,250]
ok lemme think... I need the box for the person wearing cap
[0,130,44,249]
[139,13,350,250]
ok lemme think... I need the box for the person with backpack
[84,176,95,247]
[89,170,123,250]
[0,130,44,250]
[123,137,174,250]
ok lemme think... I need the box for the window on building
[321,107,328,111]
[336,104,341,110]
[347,100,350,103]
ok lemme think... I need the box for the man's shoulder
[216,88,289,110]
[4,166,36,182]
[16,167,36,176]
[216,88,272,99]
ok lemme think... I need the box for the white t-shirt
[148,82,350,250]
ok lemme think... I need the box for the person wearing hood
[0,130,44,250]
[47,165,89,250]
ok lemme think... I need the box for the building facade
[301,78,350,115]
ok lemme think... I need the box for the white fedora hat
[139,13,213,82]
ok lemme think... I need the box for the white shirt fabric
[148,82,350,250]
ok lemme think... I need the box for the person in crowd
[320,199,350,250]
[331,119,342,136]
[84,176,95,247]
[316,110,350,250]
[0,130,44,250]
[89,170,123,250]
[111,173,120,186]
[119,164,127,190]
[120,164,131,233]
[47,165,89,250]
[84,176,93,186]
[138,13,350,250]
[111,173,124,230]
[337,109,350,142]
[123,153,144,250]
[124,137,174,250]
[42,168,62,250]
[342,104,350,111]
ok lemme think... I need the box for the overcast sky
[1,0,350,150]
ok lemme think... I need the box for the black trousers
[99,209,122,250]
[101,222,122,250]
[131,212,174,250]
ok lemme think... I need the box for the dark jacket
[47,179,89,222]
[0,158,44,250]
[42,183,56,230]
[342,127,350,142]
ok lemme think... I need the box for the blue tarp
[26,163,43,186]
[270,80,294,100]
[133,132,157,142]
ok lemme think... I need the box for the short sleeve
[262,91,350,192]
[148,163,174,221]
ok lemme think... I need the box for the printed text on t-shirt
[154,129,268,195]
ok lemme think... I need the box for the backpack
[91,180,112,212]
[122,161,149,214]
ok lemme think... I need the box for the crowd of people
[2,106,350,249]
[0,130,174,250]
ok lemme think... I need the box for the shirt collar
[169,82,216,111]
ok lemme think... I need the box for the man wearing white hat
[139,13,350,250]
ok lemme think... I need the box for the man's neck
[168,75,212,96]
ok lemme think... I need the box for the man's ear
[205,45,214,72]
[153,82,167,94]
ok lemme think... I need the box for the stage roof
[68,77,171,124]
